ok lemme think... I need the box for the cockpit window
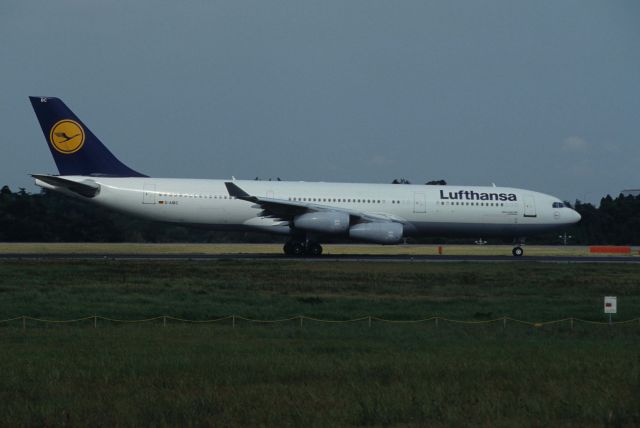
[552,202,567,208]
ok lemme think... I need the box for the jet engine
[349,222,403,244]
[293,211,350,234]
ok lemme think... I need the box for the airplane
[29,96,581,257]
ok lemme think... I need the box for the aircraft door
[413,192,426,213]
[143,184,156,204]
[523,195,537,217]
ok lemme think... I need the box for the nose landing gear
[512,238,525,257]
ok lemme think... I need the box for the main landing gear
[283,239,323,257]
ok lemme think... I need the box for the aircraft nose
[570,209,581,223]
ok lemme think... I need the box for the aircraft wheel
[512,246,524,257]
[307,242,323,257]
[290,242,306,257]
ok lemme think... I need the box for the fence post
[232,315,235,329]
[22,316,26,331]
[368,316,371,328]
[300,316,303,329]
[503,317,506,329]
[570,318,574,330]
[94,315,97,329]
[163,316,166,328]
[435,317,439,328]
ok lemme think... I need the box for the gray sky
[2,1,639,204]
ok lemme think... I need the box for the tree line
[1,185,639,245]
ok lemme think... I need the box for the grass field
[1,260,640,426]
[1,242,638,257]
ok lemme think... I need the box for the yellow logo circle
[49,120,85,154]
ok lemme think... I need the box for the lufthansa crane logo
[49,120,85,154]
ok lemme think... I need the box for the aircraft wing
[224,182,404,223]
[32,174,100,198]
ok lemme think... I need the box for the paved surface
[1,253,639,263]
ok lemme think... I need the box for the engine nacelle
[349,222,403,244]
[294,211,350,234]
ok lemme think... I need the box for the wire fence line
[1,315,638,329]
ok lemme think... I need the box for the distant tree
[425,180,447,185]
[391,178,411,184]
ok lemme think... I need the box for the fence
[1,315,639,329]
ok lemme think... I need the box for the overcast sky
[2,1,639,203]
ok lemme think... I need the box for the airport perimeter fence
[1,315,639,330]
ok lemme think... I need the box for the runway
[1,253,639,263]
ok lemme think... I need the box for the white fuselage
[36,176,581,239]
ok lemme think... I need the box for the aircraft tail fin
[29,96,146,177]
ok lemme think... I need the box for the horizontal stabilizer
[32,174,100,197]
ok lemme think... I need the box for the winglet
[224,182,256,201]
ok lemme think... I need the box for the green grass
[1,260,639,322]
[1,260,640,426]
